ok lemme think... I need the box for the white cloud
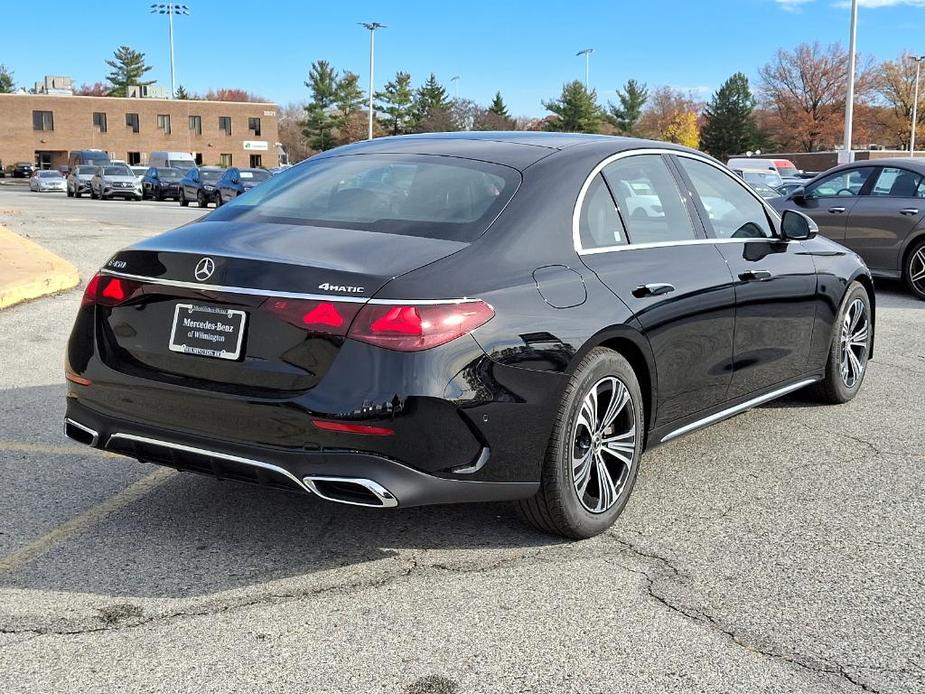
[775,0,815,11]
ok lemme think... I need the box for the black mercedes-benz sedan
[65,133,874,538]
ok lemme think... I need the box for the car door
[144,167,156,196]
[185,169,199,198]
[787,166,877,242]
[577,153,737,426]
[673,155,818,400]
[842,165,925,274]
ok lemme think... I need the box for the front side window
[92,112,107,132]
[678,157,773,239]
[32,110,54,131]
[156,114,171,134]
[870,167,925,198]
[806,167,874,199]
[602,155,697,243]
[210,154,519,242]
[578,174,626,249]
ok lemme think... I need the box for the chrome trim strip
[106,432,310,492]
[660,378,819,443]
[100,270,477,306]
[64,418,99,447]
[302,475,399,508]
[572,147,783,256]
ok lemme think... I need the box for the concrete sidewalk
[0,225,79,309]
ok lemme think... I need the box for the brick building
[0,93,280,170]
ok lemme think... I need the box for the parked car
[65,133,874,539]
[178,167,224,207]
[29,169,66,192]
[89,164,143,200]
[12,162,35,178]
[728,157,800,179]
[216,167,271,205]
[749,182,782,200]
[68,150,111,170]
[67,165,97,198]
[733,167,784,189]
[141,167,184,201]
[772,158,925,299]
[149,151,196,170]
[130,166,148,183]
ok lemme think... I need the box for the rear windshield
[103,166,132,176]
[158,168,182,180]
[209,154,520,241]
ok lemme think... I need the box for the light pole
[150,3,189,98]
[360,22,386,140]
[909,55,925,157]
[576,48,594,90]
[451,75,460,100]
[842,0,858,163]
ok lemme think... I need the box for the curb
[0,226,80,309]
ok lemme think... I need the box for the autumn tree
[608,79,648,134]
[543,81,604,133]
[105,46,154,97]
[759,42,876,152]
[876,53,924,149]
[277,103,314,163]
[0,65,15,93]
[302,60,339,151]
[637,87,700,146]
[700,73,767,160]
[73,82,108,96]
[375,71,414,135]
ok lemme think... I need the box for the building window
[92,112,108,133]
[218,116,232,135]
[127,152,141,165]
[126,113,140,133]
[194,152,203,165]
[156,114,171,134]
[32,110,54,131]
[189,115,202,135]
[249,154,263,168]
[248,117,261,136]
[219,153,232,167]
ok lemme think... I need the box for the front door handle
[739,270,773,281]
[828,206,846,214]
[900,208,920,216]
[633,283,675,298]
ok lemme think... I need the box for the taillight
[312,420,394,436]
[348,300,494,351]
[82,274,142,307]
[261,298,362,335]
[81,273,101,306]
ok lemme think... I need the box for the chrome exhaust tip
[64,418,99,447]
[302,476,398,508]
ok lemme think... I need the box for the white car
[89,165,143,201]
[30,170,66,192]
[130,166,148,184]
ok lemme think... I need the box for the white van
[727,157,800,179]
[148,151,196,170]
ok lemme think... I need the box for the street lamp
[576,48,594,91]
[842,0,858,163]
[451,75,460,100]
[150,3,190,99]
[909,55,925,157]
[360,22,386,141]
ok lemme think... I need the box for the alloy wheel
[840,298,869,388]
[571,376,637,514]
[910,247,925,295]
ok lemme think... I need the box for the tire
[216,192,224,207]
[517,347,644,539]
[179,190,189,207]
[197,191,208,208]
[134,195,142,201]
[74,189,81,199]
[810,281,872,404]
[903,238,925,301]
[67,187,73,198]
[154,189,163,202]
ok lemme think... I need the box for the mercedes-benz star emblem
[194,257,215,282]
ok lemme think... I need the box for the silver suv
[89,165,143,201]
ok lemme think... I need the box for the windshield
[744,171,782,187]
[209,154,520,241]
[77,166,96,174]
[776,164,799,177]
[158,168,182,180]
[168,159,195,170]
[200,170,223,182]
[39,171,62,178]
[103,166,132,177]
[239,170,270,182]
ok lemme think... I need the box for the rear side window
[211,154,520,241]
[578,175,626,249]
[806,167,874,199]
[870,167,925,198]
[677,157,773,239]
[602,155,697,243]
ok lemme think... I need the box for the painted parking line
[0,467,175,573]
[0,439,120,458]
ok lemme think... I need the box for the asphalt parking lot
[0,183,922,694]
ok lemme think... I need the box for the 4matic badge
[318,282,365,293]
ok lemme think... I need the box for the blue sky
[3,0,924,115]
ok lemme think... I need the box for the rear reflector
[348,300,494,351]
[312,420,395,436]
[65,371,92,386]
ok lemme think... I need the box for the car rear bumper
[64,399,538,508]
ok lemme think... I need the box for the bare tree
[277,102,314,163]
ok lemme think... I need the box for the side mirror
[781,209,817,241]
[789,186,806,202]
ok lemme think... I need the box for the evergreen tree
[302,60,339,151]
[700,72,764,160]
[375,71,414,135]
[542,81,604,133]
[174,84,190,99]
[488,92,510,119]
[105,46,154,97]
[412,73,451,132]
[607,79,648,134]
[0,65,14,94]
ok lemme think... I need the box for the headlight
[203,185,215,191]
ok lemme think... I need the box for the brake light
[312,420,394,436]
[81,273,142,307]
[261,298,362,335]
[348,300,494,351]
[81,273,101,306]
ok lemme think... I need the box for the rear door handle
[739,270,773,281]
[828,207,846,214]
[900,208,920,216]
[633,283,675,298]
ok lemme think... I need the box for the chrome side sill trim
[660,378,819,443]
[64,418,100,447]
[302,476,399,508]
[107,432,310,492]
